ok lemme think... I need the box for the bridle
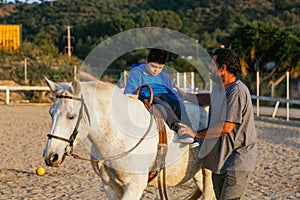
[47,94,90,155]
[47,93,154,163]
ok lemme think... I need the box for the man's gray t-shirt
[199,80,257,174]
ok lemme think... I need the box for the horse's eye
[67,114,75,120]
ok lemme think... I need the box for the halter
[47,94,90,155]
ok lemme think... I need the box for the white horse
[43,78,215,200]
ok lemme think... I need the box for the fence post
[24,58,27,84]
[6,88,10,105]
[191,72,194,90]
[272,101,280,118]
[287,71,289,121]
[256,71,260,116]
[183,72,187,88]
[73,65,77,79]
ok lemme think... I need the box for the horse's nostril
[45,153,61,167]
[50,153,59,163]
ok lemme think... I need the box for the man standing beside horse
[177,48,258,200]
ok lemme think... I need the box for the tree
[226,23,299,75]
[225,23,300,95]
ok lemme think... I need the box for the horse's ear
[71,78,81,95]
[45,77,58,93]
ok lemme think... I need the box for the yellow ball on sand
[36,166,45,176]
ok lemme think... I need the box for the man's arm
[178,121,236,139]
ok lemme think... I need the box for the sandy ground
[0,105,299,200]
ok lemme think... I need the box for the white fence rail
[251,95,300,121]
[1,85,300,121]
[251,95,300,104]
[0,86,49,105]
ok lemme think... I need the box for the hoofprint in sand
[0,105,299,199]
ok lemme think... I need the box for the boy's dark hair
[147,48,168,64]
[213,48,241,76]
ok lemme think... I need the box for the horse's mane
[95,80,115,90]
[83,80,117,95]
[53,80,116,96]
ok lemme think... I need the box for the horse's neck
[80,81,116,122]
[80,80,116,105]
[81,81,153,152]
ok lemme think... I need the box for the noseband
[47,94,90,154]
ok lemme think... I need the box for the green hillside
[1,0,299,57]
[0,0,299,98]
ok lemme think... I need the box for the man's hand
[178,123,196,138]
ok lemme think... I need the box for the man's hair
[213,48,241,76]
[147,48,168,64]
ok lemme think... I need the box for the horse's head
[43,77,84,167]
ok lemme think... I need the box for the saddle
[135,84,169,199]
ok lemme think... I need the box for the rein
[72,114,154,163]
[47,93,155,163]
[48,87,168,200]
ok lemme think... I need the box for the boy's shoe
[190,142,200,148]
[179,134,194,144]
[190,138,203,148]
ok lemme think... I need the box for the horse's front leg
[121,174,148,200]
[188,168,215,200]
[200,168,216,200]
[91,161,124,199]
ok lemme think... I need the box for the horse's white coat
[43,79,215,200]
